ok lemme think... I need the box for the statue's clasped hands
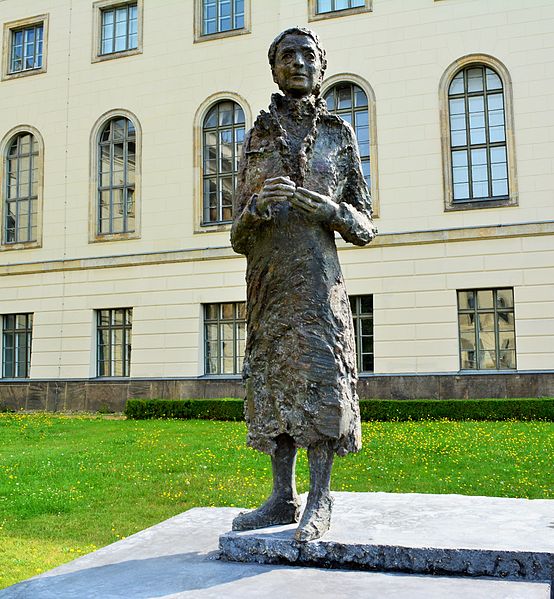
[257,176,338,223]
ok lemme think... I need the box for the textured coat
[231,93,376,456]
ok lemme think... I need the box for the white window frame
[92,0,143,63]
[2,14,48,81]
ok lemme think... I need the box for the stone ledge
[2,504,551,598]
[219,492,554,582]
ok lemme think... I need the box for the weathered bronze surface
[230,27,376,541]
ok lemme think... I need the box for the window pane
[478,314,495,335]
[361,319,372,336]
[485,68,502,91]
[489,126,505,143]
[360,295,372,313]
[219,104,233,126]
[452,166,468,184]
[466,67,484,92]
[234,105,245,125]
[317,0,333,13]
[449,98,465,115]
[487,94,504,111]
[490,146,506,164]
[221,303,234,319]
[338,86,352,110]
[491,179,507,197]
[323,82,371,194]
[354,86,368,108]
[2,313,32,378]
[491,161,507,181]
[499,350,515,369]
[458,290,475,311]
[460,350,477,370]
[449,72,464,95]
[458,313,474,334]
[203,302,246,374]
[471,148,487,166]
[203,101,242,223]
[496,289,514,310]
[362,354,373,372]
[499,331,515,351]
[97,117,136,234]
[448,65,510,204]
[478,350,496,369]
[453,183,469,200]
[451,129,466,147]
[96,308,132,377]
[103,9,115,25]
[237,302,246,320]
[477,290,493,309]
[460,332,476,353]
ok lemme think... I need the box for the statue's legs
[294,440,334,542]
[232,433,301,531]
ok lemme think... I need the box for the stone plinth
[1,499,551,598]
[219,492,554,582]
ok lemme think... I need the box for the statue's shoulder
[320,113,356,146]
[321,112,354,133]
[245,110,277,152]
[320,112,344,128]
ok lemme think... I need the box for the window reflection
[457,288,516,370]
[202,101,245,224]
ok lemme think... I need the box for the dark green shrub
[358,398,554,421]
[125,397,554,421]
[125,398,244,421]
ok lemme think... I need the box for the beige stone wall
[1,232,553,376]
[0,0,553,380]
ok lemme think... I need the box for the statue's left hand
[290,187,339,223]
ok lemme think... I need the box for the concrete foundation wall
[2,371,554,413]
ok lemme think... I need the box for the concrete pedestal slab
[0,495,551,599]
[220,492,554,583]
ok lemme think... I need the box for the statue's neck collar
[270,93,326,122]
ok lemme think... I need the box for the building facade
[1,0,553,411]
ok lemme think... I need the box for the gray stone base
[220,492,554,582]
[1,370,554,413]
[1,499,551,599]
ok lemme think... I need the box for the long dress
[231,93,376,457]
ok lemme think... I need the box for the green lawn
[0,413,552,589]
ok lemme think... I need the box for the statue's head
[268,27,327,98]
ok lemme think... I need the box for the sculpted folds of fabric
[231,93,375,457]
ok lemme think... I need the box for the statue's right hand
[257,177,296,215]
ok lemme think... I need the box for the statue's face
[272,34,322,98]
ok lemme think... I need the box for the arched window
[449,65,508,202]
[441,57,516,210]
[97,116,136,235]
[4,132,39,244]
[202,100,245,224]
[323,82,371,192]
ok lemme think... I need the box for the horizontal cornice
[1,220,553,277]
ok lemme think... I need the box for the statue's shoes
[294,492,334,542]
[232,496,301,531]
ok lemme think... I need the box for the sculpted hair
[268,27,328,81]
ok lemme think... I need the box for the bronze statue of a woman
[230,27,376,541]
